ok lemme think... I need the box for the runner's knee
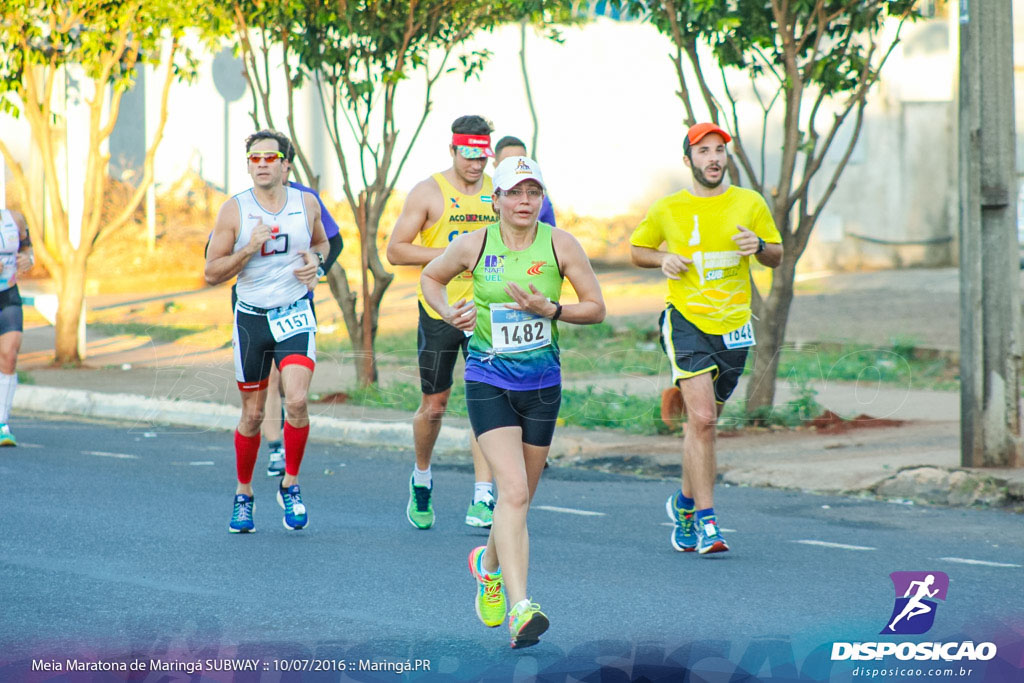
[240,406,264,431]
[418,394,449,421]
[686,407,717,433]
[497,480,529,510]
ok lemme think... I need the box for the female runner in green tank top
[422,157,605,649]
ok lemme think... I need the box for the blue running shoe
[277,484,308,530]
[229,494,255,533]
[665,493,697,552]
[696,514,729,555]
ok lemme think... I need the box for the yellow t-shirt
[416,172,495,319]
[630,185,781,335]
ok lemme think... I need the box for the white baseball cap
[493,156,546,192]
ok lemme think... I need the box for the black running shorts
[233,299,317,391]
[417,301,469,395]
[466,380,562,447]
[659,305,749,404]
[0,286,23,335]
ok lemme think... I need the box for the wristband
[314,251,325,268]
[755,237,766,255]
[316,266,325,278]
[551,303,563,321]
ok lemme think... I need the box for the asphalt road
[1,416,1022,681]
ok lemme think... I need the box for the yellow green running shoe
[508,599,549,649]
[468,546,505,627]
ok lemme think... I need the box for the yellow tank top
[416,172,495,319]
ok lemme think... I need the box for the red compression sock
[283,422,310,476]
[234,430,261,484]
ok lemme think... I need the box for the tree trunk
[326,264,375,387]
[745,256,797,415]
[519,18,539,158]
[356,193,377,387]
[54,265,86,365]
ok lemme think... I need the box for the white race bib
[490,303,552,354]
[723,321,755,349]
[267,299,317,342]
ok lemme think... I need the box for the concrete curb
[14,385,1024,512]
[14,385,472,452]
[872,466,1024,509]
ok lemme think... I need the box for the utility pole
[958,0,1023,468]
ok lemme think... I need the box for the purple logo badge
[881,571,949,635]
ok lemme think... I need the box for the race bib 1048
[722,321,755,349]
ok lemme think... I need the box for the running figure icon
[881,571,949,635]
[888,574,939,631]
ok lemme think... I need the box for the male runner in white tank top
[205,130,328,534]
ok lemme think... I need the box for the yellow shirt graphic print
[685,249,745,319]
[629,186,781,335]
[416,172,495,319]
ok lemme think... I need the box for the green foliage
[0,0,229,111]
[617,0,918,99]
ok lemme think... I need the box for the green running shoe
[468,546,505,627]
[508,600,549,649]
[406,475,434,529]
[465,497,494,528]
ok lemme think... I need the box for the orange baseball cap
[685,122,732,149]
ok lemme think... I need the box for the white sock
[413,467,432,488]
[473,482,494,504]
[0,373,15,423]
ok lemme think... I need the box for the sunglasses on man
[247,151,284,163]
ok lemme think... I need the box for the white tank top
[232,187,311,309]
[0,210,21,291]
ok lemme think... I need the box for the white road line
[792,539,875,551]
[534,505,605,517]
[938,557,1022,569]
[189,461,215,466]
[83,451,139,460]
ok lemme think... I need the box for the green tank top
[465,222,564,390]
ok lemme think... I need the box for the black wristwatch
[755,237,766,255]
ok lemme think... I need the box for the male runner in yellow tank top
[386,114,497,530]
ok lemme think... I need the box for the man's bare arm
[204,201,270,285]
[386,179,445,266]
